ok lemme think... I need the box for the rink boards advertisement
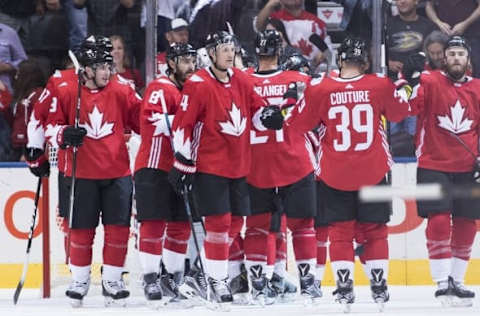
[0,163,479,288]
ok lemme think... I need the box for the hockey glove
[58,126,87,149]
[260,105,284,130]
[283,82,299,106]
[25,148,50,177]
[474,157,480,183]
[169,152,196,194]
[402,52,426,87]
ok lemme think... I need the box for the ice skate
[370,269,389,312]
[229,264,249,304]
[142,272,167,309]
[160,270,194,308]
[179,267,208,302]
[65,279,90,308]
[448,276,475,307]
[102,279,129,307]
[249,265,277,306]
[434,279,451,306]
[270,272,297,302]
[298,263,322,305]
[333,269,354,313]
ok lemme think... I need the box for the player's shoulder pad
[374,72,386,78]
[53,70,62,78]
[116,74,136,89]
[188,73,204,83]
[310,73,326,86]
[156,77,176,87]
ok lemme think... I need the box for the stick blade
[13,279,24,304]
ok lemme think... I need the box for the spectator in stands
[74,0,136,54]
[60,0,87,52]
[423,30,449,71]
[188,0,246,49]
[156,18,189,76]
[426,0,480,77]
[0,79,13,161]
[387,0,436,157]
[265,17,301,65]
[10,59,46,160]
[110,35,144,91]
[0,0,38,46]
[0,23,28,93]
[387,0,436,78]
[255,0,329,68]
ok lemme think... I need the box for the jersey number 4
[328,104,373,152]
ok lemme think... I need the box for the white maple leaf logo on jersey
[173,128,191,159]
[80,105,114,139]
[437,100,473,134]
[148,112,169,136]
[219,103,246,137]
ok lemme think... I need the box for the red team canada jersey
[135,76,181,173]
[172,67,266,178]
[46,76,141,179]
[247,69,314,188]
[270,10,327,61]
[289,74,413,191]
[412,71,480,172]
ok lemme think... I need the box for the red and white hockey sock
[357,222,389,279]
[138,220,166,274]
[265,232,276,278]
[316,226,328,281]
[288,218,316,273]
[69,228,95,281]
[204,213,231,280]
[329,221,355,281]
[426,213,452,282]
[451,216,477,282]
[228,234,244,279]
[244,213,271,275]
[163,221,190,273]
[274,231,288,278]
[69,228,95,266]
[103,225,129,276]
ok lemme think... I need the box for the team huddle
[23,29,479,311]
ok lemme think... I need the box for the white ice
[2,285,480,316]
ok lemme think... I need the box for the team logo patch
[437,100,473,134]
[80,105,114,139]
[219,103,246,137]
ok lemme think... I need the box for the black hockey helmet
[445,35,471,54]
[166,42,197,60]
[281,52,310,72]
[255,30,282,56]
[204,31,236,50]
[337,37,369,65]
[77,35,113,67]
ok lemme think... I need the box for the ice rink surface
[1,285,479,316]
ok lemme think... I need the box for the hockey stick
[65,50,84,264]
[13,178,42,304]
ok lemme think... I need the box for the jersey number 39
[328,104,373,152]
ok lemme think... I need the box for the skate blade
[278,292,297,303]
[436,295,452,307]
[69,298,83,308]
[450,296,473,307]
[341,302,352,313]
[104,296,127,307]
[301,294,321,307]
[232,293,250,305]
[146,297,170,309]
[376,301,385,312]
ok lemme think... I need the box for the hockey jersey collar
[331,74,365,83]
[252,69,283,77]
[206,67,234,81]
[440,71,473,86]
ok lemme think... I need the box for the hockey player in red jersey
[276,37,414,311]
[134,43,197,303]
[409,36,479,306]
[168,31,279,304]
[243,29,319,305]
[45,36,141,307]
